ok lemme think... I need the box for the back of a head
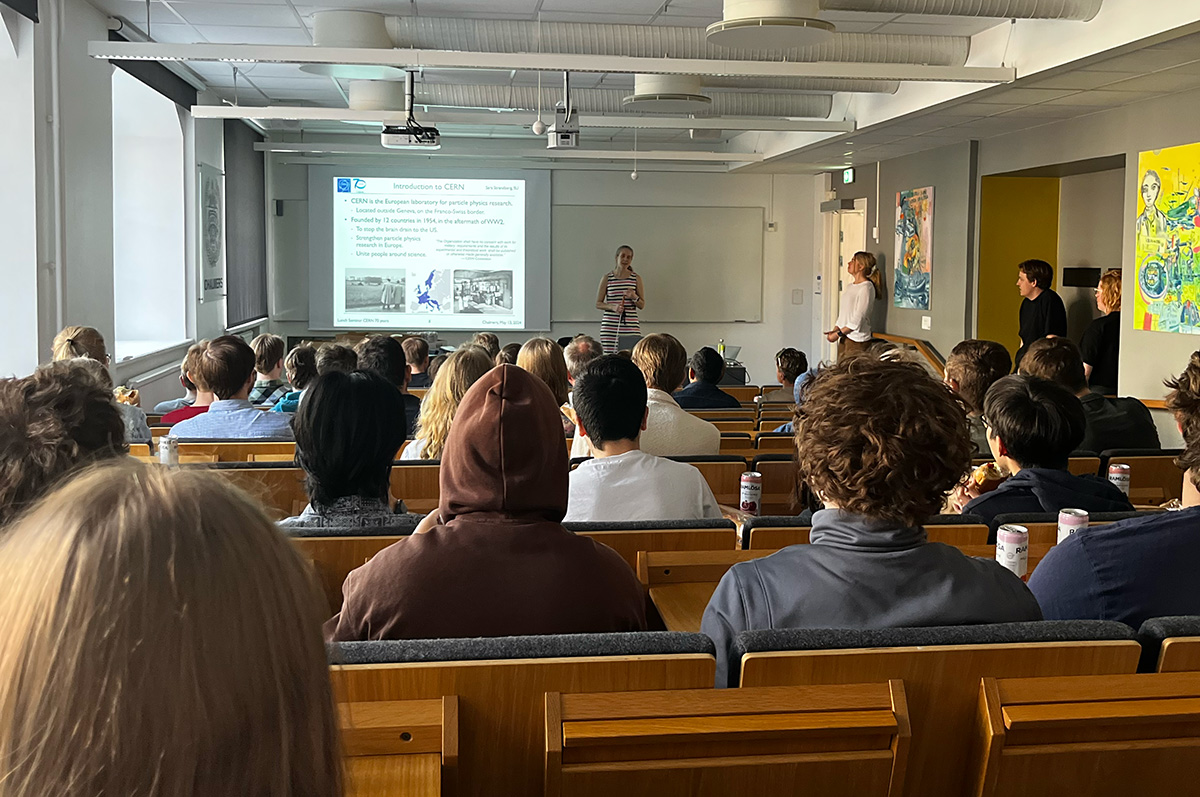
[440,364,568,522]
[794,357,973,527]
[775,348,808,384]
[1019,258,1054,290]
[0,362,128,526]
[183,340,210,391]
[316,343,358,376]
[400,335,430,369]
[573,355,647,447]
[471,331,500,358]
[1166,351,1200,448]
[294,369,407,507]
[354,334,407,388]
[178,353,196,392]
[689,347,725,384]
[427,353,448,382]
[983,374,1086,469]
[494,342,521,366]
[946,339,1013,414]
[195,335,256,400]
[563,335,602,382]
[632,333,687,393]
[51,325,106,364]
[415,347,494,460]
[0,462,341,795]
[284,344,318,391]
[1098,269,1122,312]
[250,333,285,375]
[517,337,570,406]
[1020,337,1088,394]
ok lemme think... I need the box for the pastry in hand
[971,462,1005,494]
[113,385,140,406]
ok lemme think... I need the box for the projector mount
[381,71,441,150]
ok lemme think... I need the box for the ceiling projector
[382,122,440,150]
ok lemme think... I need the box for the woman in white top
[825,251,881,358]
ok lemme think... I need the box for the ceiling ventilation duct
[347,78,405,111]
[300,11,403,80]
[819,0,1102,20]
[707,0,835,49]
[622,75,712,113]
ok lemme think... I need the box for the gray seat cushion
[331,631,715,665]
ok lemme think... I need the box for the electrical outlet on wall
[921,316,932,331]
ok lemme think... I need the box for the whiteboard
[552,205,764,323]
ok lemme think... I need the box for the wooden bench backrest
[724,386,760,403]
[689,461,749,506]
[755,435,794,451]
[390,465,441,515]
[1109,455,1184,504]
[719,438,755,456]
[211,467,307,520]
[972,672,1200,797]
[636,549,774,586]
[1157,637,1200,673]
[575,527,740,571]
[545,682,910,797]
[1066,457,1101,477]
[130,454,218,464]
[292,535,405,614]
[711,420,756,433]
[739,640,1141,797]
[331,653,716,797]
[691,410,755,422]
[747,524,990,550]
[752,460,799,516]
[340,696,455,797]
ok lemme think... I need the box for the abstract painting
[1135,142,1200,334]
[894,186,933,310]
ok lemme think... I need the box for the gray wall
[1058,168,1125,341]
[832,140,976,357]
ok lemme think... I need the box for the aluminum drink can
[739,471,762,516]
[995,524,1030,581]
[158,435,179,467]
[1108,463,1131,496]
[1057,509,1089,544]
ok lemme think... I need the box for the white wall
[1057,169,1125,341]
[267,160,821,386]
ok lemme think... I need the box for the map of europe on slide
[1135,141,1200,335]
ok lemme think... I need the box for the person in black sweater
[673,347,742,409]
[1014,259,1067,369]
[1079,269,1122,395]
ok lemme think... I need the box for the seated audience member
[248,333,290,407]
[152,353,198,414]
[427,353,448,381]
[556,336,573,348]
[1019,337,1159,452]
[564,356,721,522]
[572,333,720,459]
[944,339,1013,456]
[51,325,151,443]
[494,342,520,366]
[315,343,357,375]
[564,335,603,394]
[354,334,420,437]
[325,365,647,641]
[281,370,416,528]
[702,358,1042,687]
[0,361,128,526]
[270,344,318,414]
[162,340,216,426]
[518,337,575,436]
[401,335,432,389]
[0,462,342,793]
[1080,268,1122,395]
[1028,353,1200,626]
[170,336,295,440]
[673,347,743,409]
[762,348,808,403]
[471,331,500,360]
[963,375,1133,528]
[401,347,493,460]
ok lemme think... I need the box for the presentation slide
[332,176,527,330]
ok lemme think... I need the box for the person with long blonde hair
[402,346,493,460]
[518,337,575,435]
[0,461,343,795]
[50,324,151,443]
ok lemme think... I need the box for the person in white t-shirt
[825,251,880,358]
[565,354,722,522]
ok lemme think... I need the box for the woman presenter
[825,251,880,358]
[596,245,645,354]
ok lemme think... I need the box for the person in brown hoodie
[324,364,647,641]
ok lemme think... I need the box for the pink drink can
[1057,509,1089,544]
[995,524,1029,582]
[1108,463,1131,496]
[739,472,762,516]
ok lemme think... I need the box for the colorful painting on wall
[894,186,933,310]
[1135,143,1200,334]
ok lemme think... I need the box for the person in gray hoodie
[701,357,1042,688]
[964,374,1134,539]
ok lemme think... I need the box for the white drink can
[158,435,179,467]
[1108,463,1132,496]
[739,471,762,516]
[995,524,1029,582]
[1057,509,1089,544]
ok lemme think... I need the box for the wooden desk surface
[650,582,722,633]
[346,753,441,797]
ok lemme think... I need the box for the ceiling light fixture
[707,0,835,49]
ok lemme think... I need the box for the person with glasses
[943,340,1012,456]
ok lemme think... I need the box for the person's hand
[414,510,442,534]
[948,480,980,514]
[825,331,840,343]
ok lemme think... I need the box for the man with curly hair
[1029,353,1200,627]
[701,357,1041,687]
[0,360,128,526]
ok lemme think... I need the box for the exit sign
[843,168,856,184]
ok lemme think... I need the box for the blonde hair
[518,337,570,406]
[852,252,883,300]
[414,347,493,460]
[1098,269,1122,313]
[632,333,687,393]
[51,325,107,363]
[0,462,343,796]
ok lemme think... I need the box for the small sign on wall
[198,162,225,303]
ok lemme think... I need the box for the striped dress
[600,271,640,354]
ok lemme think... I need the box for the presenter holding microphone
[596,245,644,354]
[825,251,880,358]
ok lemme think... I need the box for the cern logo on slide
[336,178,350,193]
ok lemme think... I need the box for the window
[111,68,187,362]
